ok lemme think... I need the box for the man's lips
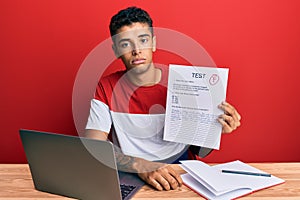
[131,58,146,65]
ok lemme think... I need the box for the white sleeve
[85,99,112,133]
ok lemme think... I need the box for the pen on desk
[221,169,272,177]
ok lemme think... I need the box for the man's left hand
[218,101,241,133]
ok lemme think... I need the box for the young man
[85,7,241,191]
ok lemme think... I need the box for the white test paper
[163,64,229,149]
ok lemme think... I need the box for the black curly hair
[109,6,153,38]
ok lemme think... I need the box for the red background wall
[1,0,300,163]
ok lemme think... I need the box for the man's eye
[140,38,148,44]
[120,42,129,48]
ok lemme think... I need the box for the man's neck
[126,65,162,87]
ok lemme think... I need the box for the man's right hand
[135,159,183,191]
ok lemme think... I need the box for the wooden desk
[0,163,299,199]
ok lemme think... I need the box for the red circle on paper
[209,74,219,85]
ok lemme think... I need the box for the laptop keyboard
[120,184,136,199]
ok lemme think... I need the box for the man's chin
[127,64,150,74]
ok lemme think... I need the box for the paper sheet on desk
[163,64,228,149]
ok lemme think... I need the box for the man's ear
[112,44,120,58]
[152,36,156,52]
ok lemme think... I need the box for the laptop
[19,129,144,200]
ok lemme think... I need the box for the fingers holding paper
[218,101,241,133]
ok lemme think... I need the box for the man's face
[112,22,156,74]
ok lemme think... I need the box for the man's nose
[132,42,141,55]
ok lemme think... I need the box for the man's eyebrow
[138,34,151,38]
[118,38,130,44]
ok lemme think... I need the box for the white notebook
[180,160,285,200]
